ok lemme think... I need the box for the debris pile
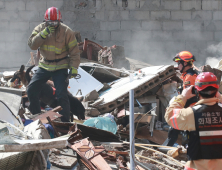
[1,38,222,169]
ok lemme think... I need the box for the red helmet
[195,72,219,91]
[44,7,62,21]
[173,51,196,63]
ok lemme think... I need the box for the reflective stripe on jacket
[28,23,80,71]
[188,103,222,160]
[165,95,222,170]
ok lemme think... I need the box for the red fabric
[52,87,56,95]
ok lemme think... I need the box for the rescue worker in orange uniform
[163,51,199,146]
[174,51,199,107]
[165,72,222,170]
[175,51,198,89]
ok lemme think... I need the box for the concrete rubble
[1,39,222,170]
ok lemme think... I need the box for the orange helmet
[44,7,62,21]
[173,51,196,63]
[195,72,219,91]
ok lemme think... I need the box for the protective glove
[40,26,55,39]
[69,67,78,79]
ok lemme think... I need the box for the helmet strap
[180,61,190,73]
[179,61,185,73]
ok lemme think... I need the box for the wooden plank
[69,139,96,170]
[32,111,62,124]
[1,139,68,152]
[107,150,128,156]
[134,114,153,123]
[90,154,112,170]
[47,116,60,137]
[136,126,182,145]
[117,109,153,123]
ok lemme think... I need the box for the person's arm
[216,91,222,103]
[28,24,54,50]
[165,86,196,131]
[66,29,80,69]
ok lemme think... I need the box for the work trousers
[27,67,70,122]
[162,127,180,146]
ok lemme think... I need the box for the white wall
[1,0,222,71]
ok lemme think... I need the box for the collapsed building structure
[0,37,222,170]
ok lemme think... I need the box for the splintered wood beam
[51,106,62,112]
[47,116,60,137]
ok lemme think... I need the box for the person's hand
[69,67,78,79]
[40,26,55,39]
[181,85,196,100]
[216,91,221,98]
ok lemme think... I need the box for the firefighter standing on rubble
[27,7,80,122]
[163,51,199,146]
[165,72,222,170]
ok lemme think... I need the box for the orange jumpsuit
[181,68,198,89]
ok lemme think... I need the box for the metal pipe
[135,99,143,109]
[129,73,135,170]
[149,115,155,137]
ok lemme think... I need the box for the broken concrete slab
[0,137,69,152]
[85,107,101,117]
[49,153,78,169]
[24,119,51,140]
[92,65,175,114]
[156,81,178,108]
[203,64,222,82]
[85,89,99,102]
[2,71,15,80]
[0,123,18,144]
[0,120,30,144]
